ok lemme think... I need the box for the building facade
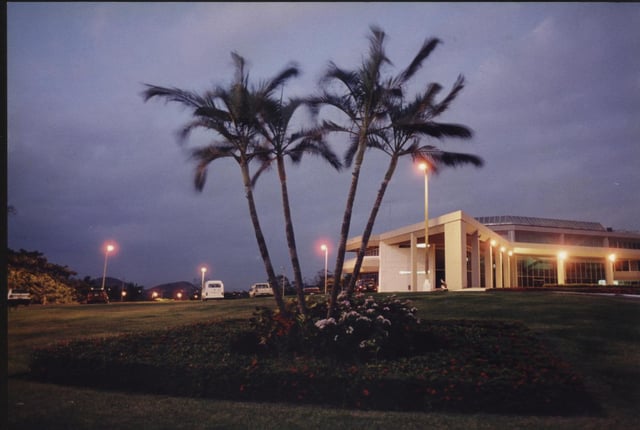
[344,210,640,292]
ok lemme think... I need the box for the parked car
[249,283,274,298]
[7,289,31,307]
[355,279,378,293]
[303,286,321,295]
[86,288,109,304]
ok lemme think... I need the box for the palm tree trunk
[328,129,369,317]
[276,156,308,317]
[346,154,399,295]
[240,161,287,314]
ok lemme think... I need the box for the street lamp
[418,162,431,291]
[321,244,328,294]
[101,243,115,290]
[200,267,207,290]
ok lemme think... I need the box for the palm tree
[310,26,445,316]
[252,96,341,316]
[141,52,298,314]
[345,75,484,294]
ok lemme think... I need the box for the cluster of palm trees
[142,26,483,318]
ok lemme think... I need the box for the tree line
[7,248,145,304]
[142,25,484,318]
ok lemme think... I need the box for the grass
[7,292,640,429]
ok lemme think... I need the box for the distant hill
[146,281,199,300]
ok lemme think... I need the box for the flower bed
[28,313,599,415]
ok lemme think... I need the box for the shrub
[28,318,599,415]
[250,293,421,362]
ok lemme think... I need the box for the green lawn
[7,292,640,429]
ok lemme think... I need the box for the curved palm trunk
[346,154,399,295]
[328,128,369,317]
[240,161,287,314]
[276,156,308,317]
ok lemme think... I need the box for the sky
[7,2,640,291]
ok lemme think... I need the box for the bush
[250,293,421,361]
[28,301,600,415]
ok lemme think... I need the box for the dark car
[355,279,378,293]
[86,289,109,304]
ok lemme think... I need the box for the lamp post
[200,267,207,290]
[101,243,115,290]
[418,162,431,291]
[321,244,328,294]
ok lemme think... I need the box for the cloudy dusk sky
[7,2,640,290]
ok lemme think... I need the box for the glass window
[517,256,557,287]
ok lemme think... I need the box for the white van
[249,282,274,298]
[202,280,224,301]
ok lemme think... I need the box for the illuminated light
[508,251,513,257]
[608,254,616,262]
[416,243,426,248]
[500,246,506,253]
[558,251,568,260]
[176,292,183,299]
[490,240,497,247]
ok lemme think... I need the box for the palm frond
[343,135,360,167]
[432,75,466,116]
[396,37,441,83]
[251,158,275,188]
[258,63,300,97]
[141,84,206,109]
[190,144,236,191]
[399,122,473,140]
[412,145,484,174]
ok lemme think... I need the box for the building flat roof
[476,215,606,232]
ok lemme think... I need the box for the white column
[496,247,504,288]
[444,220,466,290]
[605,253,615,285]
[557,253,567,285]
[485,240,494,288]
[505,251,512,288]
[471,232,480,288]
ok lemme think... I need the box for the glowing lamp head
[558,251,568,260]
[201,267,207,274]
[106,244,115,253]
[608,254,616,263]
[321,244,327,252]
[418,162,428,172]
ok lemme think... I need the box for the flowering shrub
[29,318,598,415]
[250,293,421,362]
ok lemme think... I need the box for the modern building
[344,210,640,292]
